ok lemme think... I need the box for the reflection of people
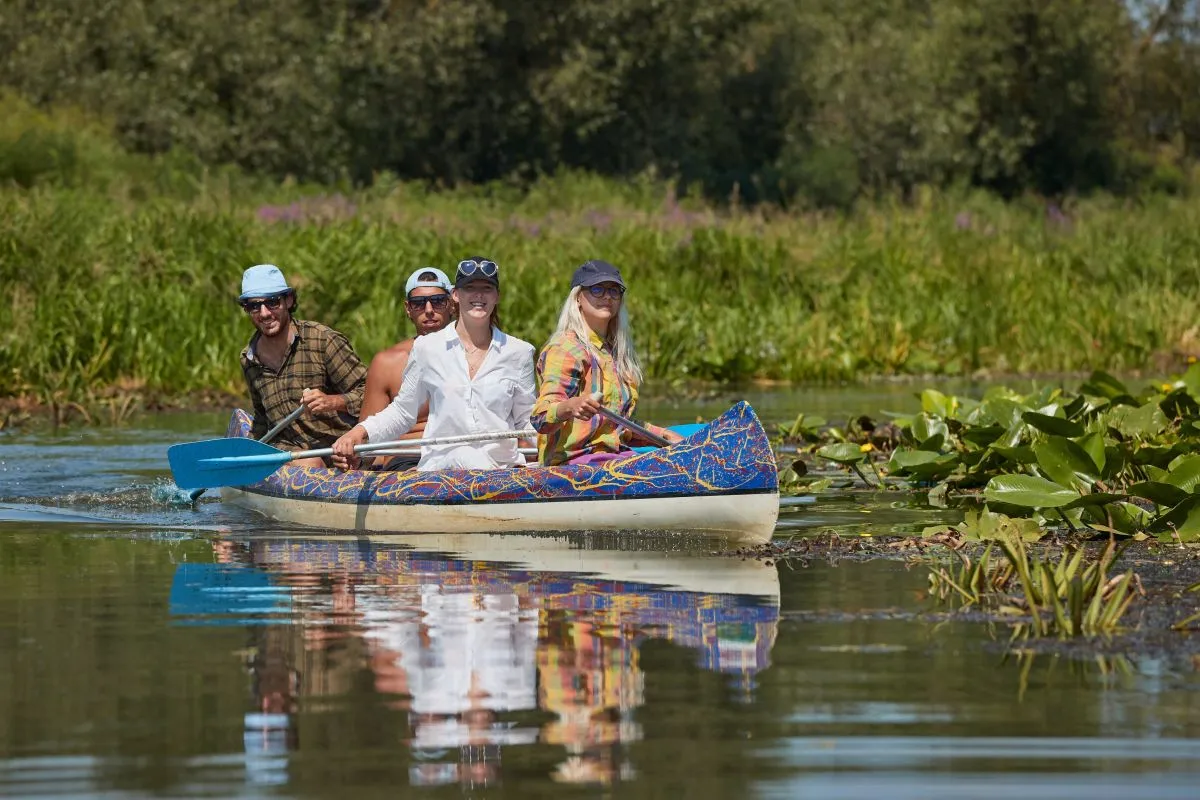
[203,537,780,789]
[538,615,642,784]
[531,259,682,466]
[359,580,540,788]
[237,264,368,467]
[333,257,537,471]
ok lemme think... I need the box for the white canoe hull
[221,486,779,545]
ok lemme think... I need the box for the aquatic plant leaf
[1021,412,1085,438]
[911,414,949,448]
[1080,370,1129,400]
[920,389,956,419]
[983,474,1078,508]
[1076,432,1107,473]
[978,396,1026,428]
[1109,402,1168,438]
[944,509,1043,542]
[888,450,940,470]
[1033,438,1098,490]
[1152,496,1200,543]
[1183,363,1200,401]
[1126,481,1190,508]
[1164,454,1200,494]
[1062,492,1125,510]
[960,423,1006,448]
[988,444,1035,465]
[816,443,866,465]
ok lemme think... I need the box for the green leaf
[888,449,940,471]
[1183,362,1200,400]
[911,414,949,447]
[817,443,866,465]
[1080,370,1129,400]
[1164,454,1200,493]
[1076,431,1107,473]
[1033,437,1098,490]
[949,509,1044,542]
[989,444,1035,465]
[1062,492,1125,510]
[960,424,1006,448]
[1152,496,1200,543]
[1110,402,1168,438]
[1127,481,1190,508]
[1021,411,1085,438]
[983,474,1078,508]
[920,389,956,419]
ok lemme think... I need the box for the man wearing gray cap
[237,264,367,466]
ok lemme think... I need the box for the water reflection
[171,535,780,790]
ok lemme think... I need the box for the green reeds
[6,155,1200,409]
[928,538,1140,639]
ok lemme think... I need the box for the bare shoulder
[367,340,415,371]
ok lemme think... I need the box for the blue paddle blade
[631,422,708,454]
[168,437,293,490]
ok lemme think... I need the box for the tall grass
[3,97,1200,408]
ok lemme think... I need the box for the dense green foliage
[3,0,1200,203]
[5,169,1200,406]
[812,370,1200,543]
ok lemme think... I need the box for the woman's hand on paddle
[302,387,344,418]
[331,425,368,470]
[663,429,685,445]
[557,394,604,421]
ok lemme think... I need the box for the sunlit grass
[4,162,1200,410]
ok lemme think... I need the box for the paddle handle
[291,427,538,462]
[590,394,670,447]
[261,403,306,444]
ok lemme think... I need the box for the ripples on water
[1,405,1199,796]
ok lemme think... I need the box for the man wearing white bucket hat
[238,264,367,466]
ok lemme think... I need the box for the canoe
[220,401,780,544]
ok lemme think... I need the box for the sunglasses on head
[406,293,451,311]
[457,259,498,278]
[585,284,625,300]
[240,296,285,313]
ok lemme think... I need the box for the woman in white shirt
[331,257,536,471]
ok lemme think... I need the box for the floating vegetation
[927,537,1142,640]
[801,368,1200,543]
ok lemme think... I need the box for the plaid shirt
[240,319,368,450]
[531,330,670,465]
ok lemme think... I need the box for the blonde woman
[531,260,683,466]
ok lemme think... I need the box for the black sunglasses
[585,284,625,300]
[241,296,285,313]
[457,259,498,278]
[406,293,451,311]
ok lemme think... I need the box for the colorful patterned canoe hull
[220,401,780,543]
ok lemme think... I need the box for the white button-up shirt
[360,325,536,470]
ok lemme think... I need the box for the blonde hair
[550,286,644,386]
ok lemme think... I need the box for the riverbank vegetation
[5,96,1200,414]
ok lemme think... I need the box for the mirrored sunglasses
[585,284,625,300]
[241,296,285,313]
[406,293,451,311]
[457,259,498,278]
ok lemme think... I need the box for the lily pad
[983,474,1078,508]
[1021,411,1085,438]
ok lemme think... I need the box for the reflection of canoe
[205,534,781,676]
[221,402,779,544]
[246,532,781,601]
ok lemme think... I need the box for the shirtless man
[359,267,455,467]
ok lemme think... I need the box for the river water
[1,385,1198,797]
